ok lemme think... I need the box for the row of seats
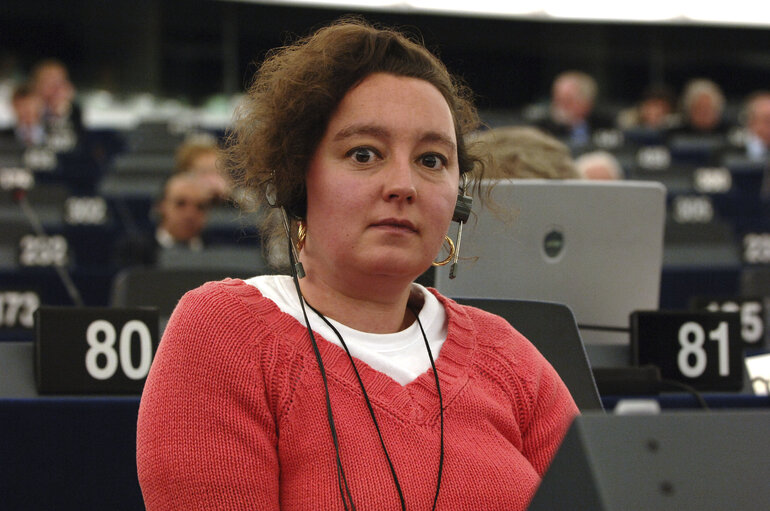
[0,194,261,270]
[0,121,256,345]
[2,117,770,341]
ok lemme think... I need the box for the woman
[470,126,579,180]
[136,18,578,510]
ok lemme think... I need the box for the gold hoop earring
[432,235,455,266]
[296,222,307,251]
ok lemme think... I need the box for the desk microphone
[11,184,85,307]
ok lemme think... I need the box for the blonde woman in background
[471,126,578,180]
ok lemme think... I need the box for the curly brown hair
[224,17,482,268]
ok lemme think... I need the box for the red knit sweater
[136,279,578,510]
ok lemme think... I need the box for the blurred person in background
[535,70,611,148]
[742,91,770,161]
[617,84,678,131]
[471,126,578,180]
[114,172,214,267]
[672,78,729,136]
[30,59,83,148]
[174,135,231,203]
[575,150,623,180]
[742,91,770,198]
[1,83,45,147]
[156,172,213,248]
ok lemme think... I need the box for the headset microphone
[449,173,472,279]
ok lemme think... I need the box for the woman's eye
[349,147,377,163]
[420,153,446,170]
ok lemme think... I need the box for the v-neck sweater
[136,278,578,511]
[246,274,448,385]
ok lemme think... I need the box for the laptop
[435,179,666,346]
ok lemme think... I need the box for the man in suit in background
[744,91,770,162]
[1,83,45,148]
[535,70,612,149]
[114,173,213,267]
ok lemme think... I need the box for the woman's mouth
[370,218,418,233]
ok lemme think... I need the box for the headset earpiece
[453,193,472,224]
[449,174,471,279]
[452,173,472,223]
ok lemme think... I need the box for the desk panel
[0,397,143,511]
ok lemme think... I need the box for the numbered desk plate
[743,233,770,264]
[0,289,40,340]
[631,310,743,391]
[35,306,159,394]
[690,296,767,349]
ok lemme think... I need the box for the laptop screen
[435,179,666,345]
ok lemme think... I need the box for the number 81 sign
[632,311,743,391]
[35,307,159,394]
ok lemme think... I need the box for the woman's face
[302,72,460,286]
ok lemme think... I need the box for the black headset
[266,173,472,509]
[453,173,473,224]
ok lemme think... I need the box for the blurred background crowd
[1,0,770,327]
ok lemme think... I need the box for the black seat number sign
[0,290,40,330]
[631,310,743,391]
[35,306,159,394]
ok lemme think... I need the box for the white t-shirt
[245,275,448,386]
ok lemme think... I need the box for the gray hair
[574,150,623,180]
[681,78,725,115]
[554,71,598,103]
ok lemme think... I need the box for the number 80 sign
[631,311,743,391]
[35,307,159,394]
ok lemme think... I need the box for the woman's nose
[382,157,416,203]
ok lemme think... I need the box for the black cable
[577,323,630,333]
[306,302,445,511]
[659,378,711,410]
[285,225,445,509]
[287,238,355,510]
[412,306,445,511]
[307,303,408,511]
[16,193,84,307]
